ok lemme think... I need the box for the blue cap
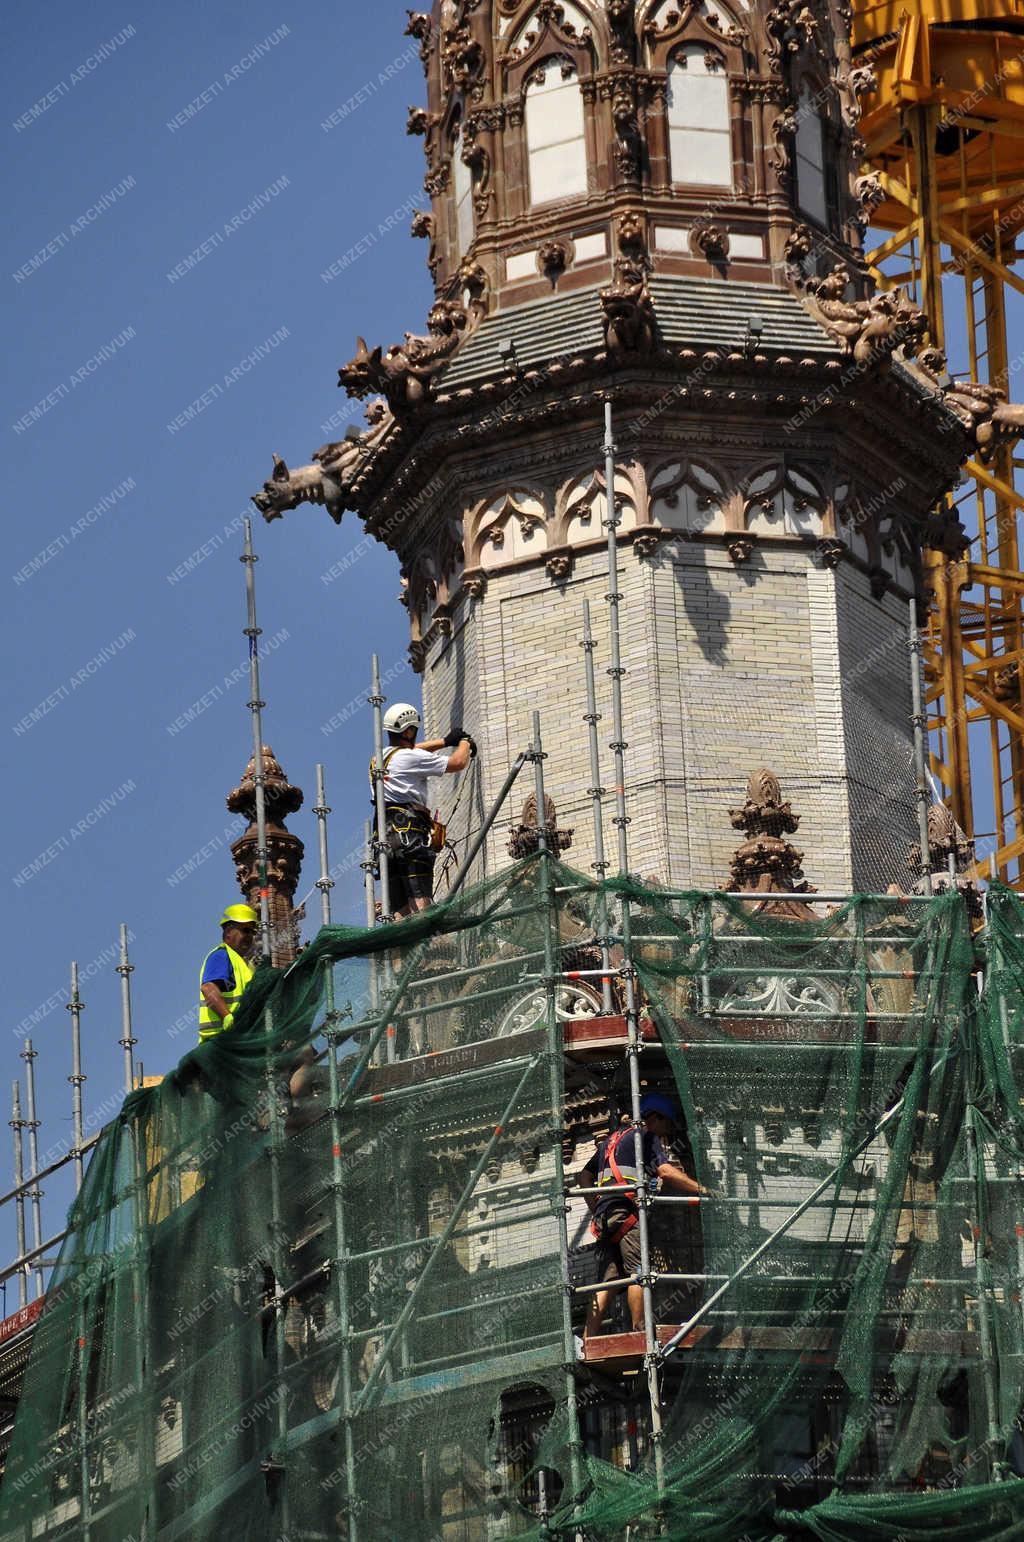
[640,1092,678,1122]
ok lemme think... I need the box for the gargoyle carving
[600,259,656,356]
[405,11,433,63]
[338,300,470,409]
[617,210,646,257]
[765,0,820,67]
[784,222,814,277]
[803,269,927,366]
[538,239,570,280]
[251,404,390,525]
[692,223,730,262]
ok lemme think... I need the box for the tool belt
[384,802,434,854]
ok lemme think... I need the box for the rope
[438,754,480,890]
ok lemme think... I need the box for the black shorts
[385,804,436,909]
[593,1209,673,1283]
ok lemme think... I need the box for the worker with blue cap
[579,1091,710,1340]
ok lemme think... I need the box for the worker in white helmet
[370,703,474,916]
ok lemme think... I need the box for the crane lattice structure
[855,0,1024,884]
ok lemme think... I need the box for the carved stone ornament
[765,0,821,67]
[338,299,471,410]
[538,239,571,281]
[726,534,755,564]
[441,23,484,94]
[600,259,657,356]
[632,528,661,558]
[461,568,487,600]
[691,223,730,262]
[783,224,815,285]
[228,746,305,966]
[617,210,646,257]
[908,347,1024,462]
[545,548,573,581]
[410,210,434,239]
[802,268,928,367]
[405,10,433,63]
[725,768,817,917]
[815,536,845,568]
[507,792,573,859]
[910,803,982,916]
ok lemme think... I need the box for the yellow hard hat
[220,904,259,927]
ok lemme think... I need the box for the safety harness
[589,1128,640,1245]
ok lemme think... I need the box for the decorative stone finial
[508,793,573,859]
[725,768,816,916]
[227,746,305,966]
[910,803,982,916]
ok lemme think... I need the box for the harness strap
[589,1129,641,1243]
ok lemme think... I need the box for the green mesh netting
[1,859,1022,1541]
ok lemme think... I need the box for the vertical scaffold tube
[116,924,137,1095]
[10,1084,27,1310]
[21,1042,44,1297]
[66,967,86,1195]
[602,398,666,1494]
[241,517,290,1535]
[581,599,613,1014]
[369,654,393,926]
[529,711,585,1519]
[909,596,933,896]
[314,764,359,1538]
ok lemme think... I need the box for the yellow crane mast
[853,0,1024,883]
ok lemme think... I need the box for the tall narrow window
[525,59,587,206]
[667,46,732,187]
[794,89,827,226]
[453,125,474,255]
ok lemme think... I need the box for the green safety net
[0,858,1022,1541]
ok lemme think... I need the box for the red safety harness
[589,1129,639,1244]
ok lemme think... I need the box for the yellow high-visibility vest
[198,943,255,1041]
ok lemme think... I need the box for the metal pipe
[67,965,86,1194]
[603,397,665,1491]
[242,518,290,1529]
[315,763,359,1537]
[361,817,376,931]
[10,1084,27,1309]
[531,710,585,1513]
[909,596,934,896]
[351,1051,545,1413]
[657,1049,956,1364]
[22,1039,44,1294]
[582,599,613,1013]
[966,1102,1004,1471]
[0,1131,103,1212]
[116,924,136,1095]
[368,654,393,925]
[448,753,529,898]
[242,517,273,963]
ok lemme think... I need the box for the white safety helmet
[382,702,421,735]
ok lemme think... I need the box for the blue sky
[2,0,427,1291]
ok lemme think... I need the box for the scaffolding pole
[368,653,393,926]
[602,397,666,1493]
[66,966,86,1194]
[241,516,290,1535]
[9,1084,26,1310]
[529,711,586,1523]
[116,924,137,1095]
[909,597,934,895]
[314,763,359,1537]
[581,599,613,1014]
[21,1040,44,1296]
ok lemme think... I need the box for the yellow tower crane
[853,0,1024,883]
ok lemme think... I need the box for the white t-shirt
[380,746,449,809]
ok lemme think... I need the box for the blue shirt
[200,946,235,991]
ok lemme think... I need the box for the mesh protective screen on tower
[1,859,1022,1541]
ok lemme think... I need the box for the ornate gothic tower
[227,746,304,966]
[253,0,991,891]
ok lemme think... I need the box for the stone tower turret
[253,0,979,892]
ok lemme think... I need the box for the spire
[227,746,305,966]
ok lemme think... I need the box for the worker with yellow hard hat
[198,904,259,1042]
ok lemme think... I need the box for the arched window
[525,59,587,206]
[794,88,827,226]
[452,124,475,255]
[667,45,732,187]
